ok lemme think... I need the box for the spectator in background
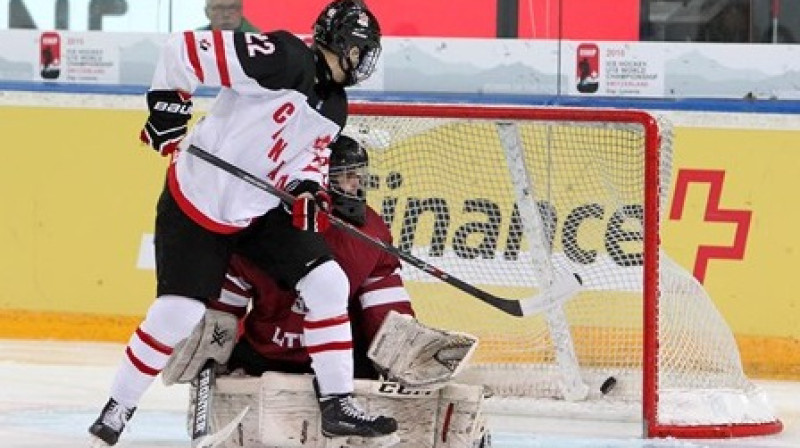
[696,0,751,43]
[199,0,260,32]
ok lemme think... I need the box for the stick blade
[192,406,250,448]
[519,272,583,316]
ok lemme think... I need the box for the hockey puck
[600,376,617,395]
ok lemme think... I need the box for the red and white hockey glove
[139,89,193,156]
[286,180,332,232]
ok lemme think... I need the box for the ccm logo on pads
[377,383,434,397]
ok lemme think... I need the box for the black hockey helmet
[313,0,381,86]
[329,135,369,226]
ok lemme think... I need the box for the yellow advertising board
[0,106,797,378]
[662,128,800,338]
[0,107,163,316]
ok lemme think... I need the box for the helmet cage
[328,134,369,225]
[338,38,381,86]
[329,161,368,225]
[329,161,368,202]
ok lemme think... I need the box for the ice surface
[0,340,796,448]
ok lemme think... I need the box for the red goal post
[346,102,783,439]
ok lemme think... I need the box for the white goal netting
[345,103,781,438]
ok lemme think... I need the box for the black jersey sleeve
[314,86,348,129]
[232,30,317,93]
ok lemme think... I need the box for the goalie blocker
[193,371,490,448]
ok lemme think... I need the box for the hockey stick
[190,361,216,446]
[190,360,250,448]
[186,145,582,318]
[193,407,249,448]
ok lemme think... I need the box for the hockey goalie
[162,135,487,447]
[187,312,488,448]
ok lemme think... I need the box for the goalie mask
[313,0,381,86]
[329,135,368,226]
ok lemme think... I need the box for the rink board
[0,104,799,379]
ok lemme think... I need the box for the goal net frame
[346,101,783,439]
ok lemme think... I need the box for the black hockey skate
[88,398,136,446]
[314,380,398,438]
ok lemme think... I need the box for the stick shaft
[187,146,555,316]
[191,360,216,446]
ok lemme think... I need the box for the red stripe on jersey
[125,346,160,376]
[222,276,250,298]
[212,30,231,87]
[167,163,245,234]
[183,31,204,83]
[303,314,349,330]
[135,327,173,355]
[306,340,353,354]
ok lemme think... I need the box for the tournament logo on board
[576,43,599,93]
[40,31,61,80]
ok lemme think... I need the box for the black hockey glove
[139,89,193,156]
[286,180,332,232]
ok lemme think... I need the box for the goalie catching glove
[368,311,478,390]
[139,89,193,156]
[162,308,239,386]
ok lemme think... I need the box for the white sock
[297,261,354,395]
[110,295,205,408]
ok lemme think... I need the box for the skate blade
[325,432,401,448]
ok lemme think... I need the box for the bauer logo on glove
[139,89,193,157]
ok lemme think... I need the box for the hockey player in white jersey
[88,1,389,446]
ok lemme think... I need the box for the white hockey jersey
[150,30,346,233]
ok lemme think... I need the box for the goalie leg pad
[204,372,487,448]
[187,373,262,447]
[368,311,478,389]
[434,383,487,448]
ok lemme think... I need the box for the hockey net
[345,103,782,438]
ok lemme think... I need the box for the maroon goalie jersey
[220,206,414,365]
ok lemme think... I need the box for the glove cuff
[286,179,323,197]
